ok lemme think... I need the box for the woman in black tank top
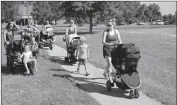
[102,18,122,84]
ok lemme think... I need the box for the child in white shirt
[76,37,90,76]
[21,44,38,74]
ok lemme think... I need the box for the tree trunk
[89,12,93,33]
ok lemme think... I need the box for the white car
[156,20,164,25]
[150,21,156,25]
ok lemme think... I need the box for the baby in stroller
[106,43,141,99]
[63,34,80,64]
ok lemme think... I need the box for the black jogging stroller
[106,43,141,99]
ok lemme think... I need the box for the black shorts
[103,45,113,58]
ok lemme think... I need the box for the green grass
[54,26,176,105]
[1,49,101,105]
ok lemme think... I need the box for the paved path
[47,44,162,105]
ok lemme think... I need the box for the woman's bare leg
[105,56,113,83]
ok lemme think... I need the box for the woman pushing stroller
[64,19,78,47]
[102,18,122,84]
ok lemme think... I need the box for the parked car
[150,21,156,25]
[117,21,126,25]
[92,22,97,26]
[156,20,164,25]
[137,22,144,25]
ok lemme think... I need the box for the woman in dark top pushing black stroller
[102,18,141,99]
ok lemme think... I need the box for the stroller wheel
[116,82,121,88]
[106,80,112,92]
[134,89,139,98]
[130,90,135,99]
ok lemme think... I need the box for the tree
[136,4,148,22]
[61,1,104,33]
[144,3,162,22]
[121,1,141,24]
[1,1,20,22]
[33,1,59,24]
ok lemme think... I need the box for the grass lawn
[53,25,176,105]
[1,40,101,105]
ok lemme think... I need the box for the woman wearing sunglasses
[102,18,122,84]
[65,19,78,46]
[3,20,19,65]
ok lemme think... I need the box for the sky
[141,2,176,15]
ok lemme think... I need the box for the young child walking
[21,43,38,75]
[76,37,90,76]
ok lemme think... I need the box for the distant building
[16,2,33,26]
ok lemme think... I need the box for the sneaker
[85,73,90,76]
[24,72,30,76]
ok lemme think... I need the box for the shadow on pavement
[46,54,130,99]
[42,55,76,66]
[52,70,130,99]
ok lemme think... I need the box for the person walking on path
[76,37,90,76]
[65,19,78,46]
[102,18,122,83]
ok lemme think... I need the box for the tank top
[6,30,14,42]
[105,29,117,44]
[68,26,76,35]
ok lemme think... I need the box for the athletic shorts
[103,45,113,58]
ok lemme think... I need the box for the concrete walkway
[47,44,162,105]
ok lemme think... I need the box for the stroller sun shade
[111,43,141,72]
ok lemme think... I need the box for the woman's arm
[74,26,77,34]
[102,30,112,46]
[3,29,7,43]
[66,28,69,35]
[116,30,122,44]
[13,23,20,31]
[20,52,24,58]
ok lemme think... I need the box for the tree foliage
[1,1,20,22]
